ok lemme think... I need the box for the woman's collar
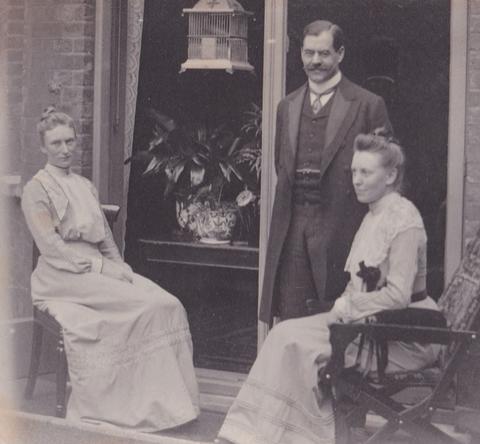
[369,191,400,215]
[45,163,71,177]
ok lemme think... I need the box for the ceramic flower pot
[175,199,203,233]
[192,202,238,244]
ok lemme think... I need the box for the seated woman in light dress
[21,107,199,431]
[215,129,442,444]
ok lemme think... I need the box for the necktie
[311,87,336,114]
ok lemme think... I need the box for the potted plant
[127,108,248,243]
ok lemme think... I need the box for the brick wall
[3,0,26,174]
[465,1,480,243]
[3,0,96,322]
[21,0,95,181]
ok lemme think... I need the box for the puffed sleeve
[332,227,423,322]
[21,180,100,273]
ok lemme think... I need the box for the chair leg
[334,400,353,444]
[24,321,44,399]
[55,336,68,418]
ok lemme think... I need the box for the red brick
[52,70,73,87]
[77,134,93,147]
[7,63,23,76]
[464,202,480,221]
[7,50,23,62]
[467,71,480,90]
[66,100,93,119]
[73,38,94,53]
[6,36,24,49]
[466,161,480,182]
[62,22,94,37]
[31,22,62,38]
[54,0,92,4]
[55,4,82,22]
[471,15,480,32]
[7,21,24,35]
[53,39,73,53]
[22,144,46,165]
[61,86,84,102]
[467,106,480,125]
[54,54,93,70]
[472,1,480,15]
[7,77,23,91]
[7,7,25,20]
[469,50,480,71]
[76,119,93,135]
[29,4,57,22]
[72,70,93,86]
[470,33,480,51]
[7,92,23,104]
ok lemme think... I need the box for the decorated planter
[192,201,238,244]
[175,199,204,233]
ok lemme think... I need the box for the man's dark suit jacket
[259,76,392,326]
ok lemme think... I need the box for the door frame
[92,0,467,405]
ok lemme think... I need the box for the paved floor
[4,374,473,444]
[6,374,222,443]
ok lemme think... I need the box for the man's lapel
[286,84,307,183]
[319,78,360,178]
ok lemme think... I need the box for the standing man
[259,20,392,325]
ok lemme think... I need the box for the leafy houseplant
[234,103,262,245]
[129,107,262,243]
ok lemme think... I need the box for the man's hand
[101,258,133,283]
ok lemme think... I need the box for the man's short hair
[303,20,345,52]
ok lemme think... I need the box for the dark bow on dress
[356,260,381,292]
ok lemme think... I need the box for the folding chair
[320,227,480,444]
[24,204,120,418]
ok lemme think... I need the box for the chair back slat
[438,227,480,361]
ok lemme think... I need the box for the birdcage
[180,0,254,74]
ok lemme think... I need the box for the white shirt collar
[309,71,342,107]
[309,71,342,95]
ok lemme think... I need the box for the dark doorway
[287,0,450,299]
[125,0,264,373]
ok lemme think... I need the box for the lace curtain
[121,0,144,253]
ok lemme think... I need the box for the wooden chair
[320,227,480,444]
[23,204,121,418]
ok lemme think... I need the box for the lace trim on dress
[345,193,426,272]
[34,169,69,222]
[65,325,192,377]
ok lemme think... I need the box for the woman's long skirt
[31,257,199,432]
[218,312,440,444]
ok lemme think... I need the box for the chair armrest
[330,322,478,345]
[321,322,478,384]
[100,204,120,230]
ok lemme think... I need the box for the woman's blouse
[332,192,430,323]
[21,164,123,274]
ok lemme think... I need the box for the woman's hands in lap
[101,257,134,283]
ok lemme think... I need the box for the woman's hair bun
[40,106,57,121]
